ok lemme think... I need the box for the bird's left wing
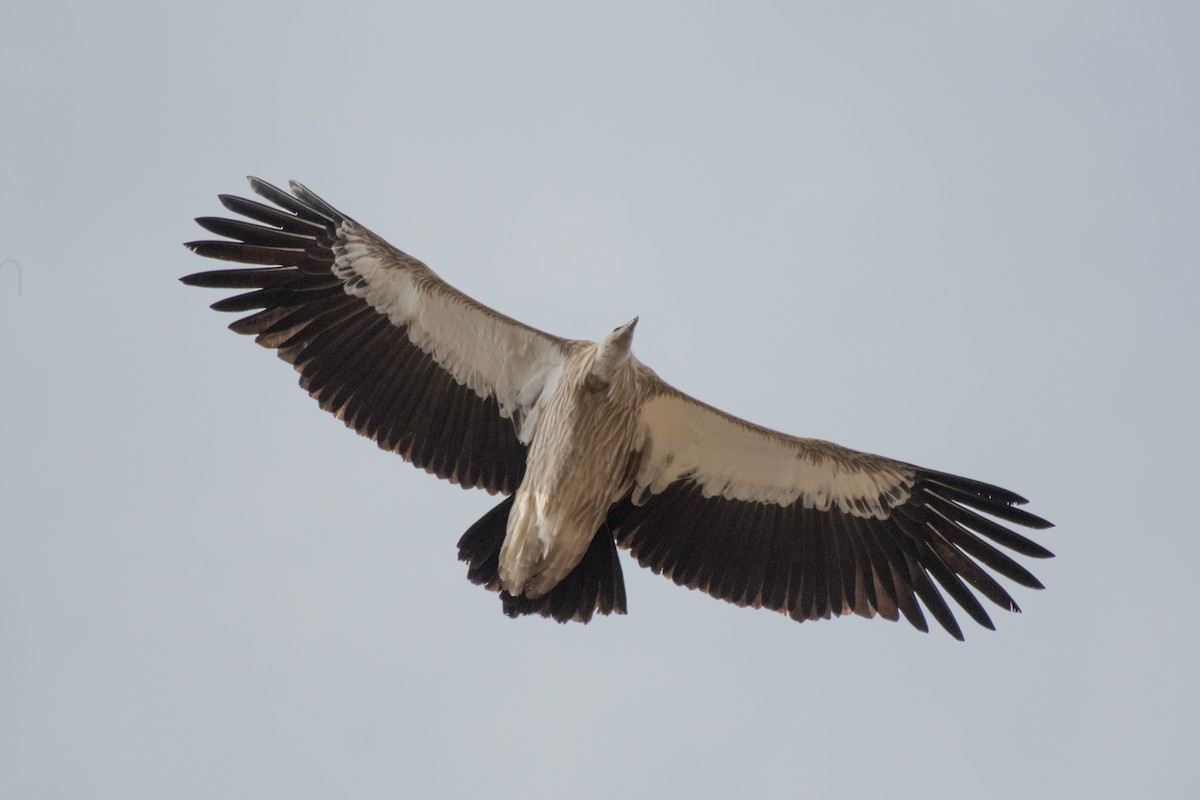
[183,178,576,495]
[607,379,1054,639]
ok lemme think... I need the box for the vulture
[182,177,1053,640]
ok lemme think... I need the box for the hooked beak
[614,315,639,345]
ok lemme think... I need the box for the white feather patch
[635,393,913,519]
[330,224,566,441]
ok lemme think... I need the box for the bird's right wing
[183,178,577,495]
[607,381,1053,639]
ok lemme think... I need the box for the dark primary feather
[605,467,1053,640]
[182,178,527,495]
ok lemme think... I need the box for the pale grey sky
[2,2,1197,798]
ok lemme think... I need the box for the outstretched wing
[183,178,577,495]
[607,379,1054,639]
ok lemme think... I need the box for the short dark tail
[456,495,628,623]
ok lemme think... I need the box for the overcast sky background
[2,2,1197,798]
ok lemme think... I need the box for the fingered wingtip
[1023,512,1055,531]
[245,176,268,196]
[246,176,279,197]
[289,180,315,203]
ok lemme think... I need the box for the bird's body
[183,178,1054,639]
[502,338,643,598]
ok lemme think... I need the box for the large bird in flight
[183,178,1053,639]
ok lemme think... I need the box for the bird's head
[586,316,638,392]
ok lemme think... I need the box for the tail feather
[457,496,627,623]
